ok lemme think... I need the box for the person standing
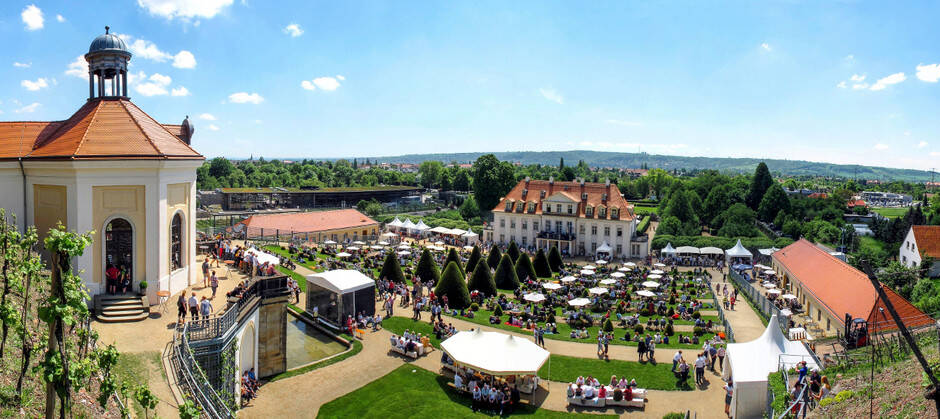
[209,271,219,299]
[199,296,213,320]
[177,291,187,323]
[694,354,706,385]
[202,258,210,287]
[672,350,683,372]
[724,381,734,417]
[717,345,726,370]
[188,293,199,321]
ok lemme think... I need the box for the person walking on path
[210,271,219,298]
[724,381,734,417]
[717,345,726,370]
[177,291,187,323]
[694,354,706,385]
[672,350,682,372]
[202,259,210,287]
[597,335,605,357]
[200,296,213,321]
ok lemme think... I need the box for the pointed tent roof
[661,242,677,254]
[596,241,612,253]
[723,315,818,384]
[388,217,404,227]
[414,220,430,230]
[401,219,416,230]
[725,239,753,258]
[0,99,202,160]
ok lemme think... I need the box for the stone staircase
[96,294,150,322]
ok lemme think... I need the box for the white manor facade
[486,178,649,259]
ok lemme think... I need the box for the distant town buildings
[859,191,913,207]
[215,186,420,211]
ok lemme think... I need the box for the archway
[239,323,256,374]
[105,218,133,294]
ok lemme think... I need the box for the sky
[1,1,939,170]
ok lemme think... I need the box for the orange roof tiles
[492,179,635,221]
[0,98,202,161]
[912,225,940,259]
[239,209,378,233]
[774,238,931,331]
[846,199,867,207]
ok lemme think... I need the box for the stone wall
[256,294,289,377]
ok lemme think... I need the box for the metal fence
[729,270,788,335]
[706,275,735,343]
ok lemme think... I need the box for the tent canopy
[596,241,612,254]
[462,231,479,238]
[245,248,279,266]
[429,226,450,234]
[661,243,677,254]
[758,247,780,256]
[676,246,700,254]
[725,239,753,258]
[306,270,375,294]
[401,219,416,230]
[448,228,467,236]
[440,329,550,376]
[414,220,430,231]
[388,217,404,227]
[700,246,724,255]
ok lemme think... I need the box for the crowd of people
[566,375,643,403]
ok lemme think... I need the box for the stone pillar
[89,70,94,99]
[122,71,127,97]
[256,293,289,378]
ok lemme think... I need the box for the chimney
[580,179,586,201]
[525,176,530,187]
[548,176,554,195]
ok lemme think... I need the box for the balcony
[536,231,576,241]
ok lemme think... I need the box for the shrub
[470,302,480,311]
[667,307,675,317]
[533,249,552,278]
[634,324,644,334]
[819,398,833,408]
[506,241,520,263]
[665,323,674,336]
[379,252,405,283]
[693,326,704,336]
[435,262,470,309]
[834,390,855,403]
[603,318,614,333]
[443,248,462,275]
[468,259,498,297]
[639,308,650,316]
[416,249,441,284]
[663,413,685,419]
[493,305,503,317]
[465,245,482,273]
[494,254,520,290]
[486,246,502,270]
[691,311,701,319]
[548,246,563,272]
[514,253,538,283]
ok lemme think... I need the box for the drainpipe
[18,158,27,232]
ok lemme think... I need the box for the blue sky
[1,1,939,170]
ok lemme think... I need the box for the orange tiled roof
[0,98,202,161]
[846,199,867,207]
[807,192,828,199]
[239,209,378,233]
[492,179,635,221]
[912,225,940,259]
[774,238,931,330]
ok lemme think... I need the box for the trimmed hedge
[533,249,552,278]
[494,254,520,290]
[435,261,470,309]
[486,246,502,270]
[379,252,405,283]
[443,248,462,275]
[548,246,563,272]
[514,253,538,283]
[468,257,497,297]
[416,249,441,284]
[465,245,482,273]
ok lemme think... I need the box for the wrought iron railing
[729,270,788,334]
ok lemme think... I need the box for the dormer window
[540,190,546,198]
[611,208,619,219]
[556,204,562,213]
[505,201,513,212]
[582,193,588,200]
[599,206,607,218]
[601,193,608,202]
[528,202,536,212]
[586,206,593,217]
[516,203,524,213]
[522,188,528,198]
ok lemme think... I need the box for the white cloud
[126,70,146,84]
[173,51,196,69]
[64,55,88,79]
[918,141,928,148]
[930,151,940,157]
[916,63,940,83]
[760,43,772,51]
[873,143,889,150]
[836,81,847,89]
[198,113,216,120]
[15,103,41,113]
[605,119,643,126]
[844,54,855,62]
[870,72,906,91]
[228,92,264,104]
[301,76,342,91]
[135,82,168,96]
[283,23,303,37]
[136,0,234,20]
[21,5,43,31]
[21,78,49,91]
[207,124,220,131]
[850,74,866,82]
[539,88,563,104]
[852,83,869,90]
[121,35,172,61]
[56,14,65,23]
[13,62,31,68]
[149,73,172,86]
[171,86,190,96]
[336,75,345,81]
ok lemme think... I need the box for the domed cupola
[85,26,132,100]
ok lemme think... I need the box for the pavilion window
[171,213,183,271]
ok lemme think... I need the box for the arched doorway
[239,323,256,374]
[105,218,133,294]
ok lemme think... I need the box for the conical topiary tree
[486,246,502,270]
[548,246,563,272]
[468,257,497,297]
[465,245,482,273]
[444,247,462,274]
[533,249,552,278]
[506,240,520,263]
[379,251,405,283]
[435,261,471,309]
[514,253,537,284]
[416,248,440,284]
[494,254,520,290]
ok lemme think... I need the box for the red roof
[0,98,202,161]
[492,179,635,221]
[846,199,867,207]
[807,192,828,199]
[912,225,940,259]
[239,209,378,233]
[773,239,932,330]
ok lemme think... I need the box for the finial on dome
[105,26,110,34]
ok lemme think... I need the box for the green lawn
[318,365,611,419]
[633,206,658,216]
[276,265,307,292]
[858,236,887,253]
[873,207,908,219]
[383,316,444,347]
[538,354,693,391]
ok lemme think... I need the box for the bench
[390,345,418,359]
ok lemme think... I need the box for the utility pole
[860,261,940,417]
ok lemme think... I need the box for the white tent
[397,250,411,256]
[595,241,612,256]
[722,315,819,419]
[758,247,780,256]
[599,279,617,286]
[378,241,390,245]
[560,276,577,283]
[676,246,700,254]
[381,232,399,238]
[588,287,608,295]
[568,298,590,307]
[401,219,417,232]
[440,329,550,376]
[323,240,337,245]
[700,246,724,255]
[245,248,279,266]
[335,252,352,258]
[307,270,374,294]
[414,220,431,232]
[448,228,468,236]
[461,231,479,244]
[595,259,608,265]
[579,269,595,276]
[650,269,664,275]
[642,280,660,288]
[661,243,677,255]
[345,246,360,251]
[583,265,596,270]
[725,239,753,265]
[387,217,404,230]
[624,262,637,267]
[646,274,662,280]
[523,293,546,303]
[610,272,625,278]
[352,240,365,245]
[653,262,666,268]
[636,290,656,298]
[429,226,450,234]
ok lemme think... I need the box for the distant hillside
[357,150,934,182]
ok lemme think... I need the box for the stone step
[100,308,146,317]
[102,303,144,312]
[99,294,143,301]
[96,312,149,322]
[101,299,143,308]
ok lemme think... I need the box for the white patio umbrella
[397,250,411,256]
[780,309,793,316]
[762,282,776,289]
[763,270,776,275]
[642,280,661,288]
[625,262,638,267]
[636,290,656,298]
[610,272,625,278]
[650,269,665,275]
[646,274,662,280]
[782,294,797,300]
[599,279,617,286]
[542,283,562,290]
[568,298,590,307]
[654,263,666,268]
[580,269,595,276]
[434,241,445,246]
[323,240,337,245]
[617,267,631,272]
[352,241,365,245]
[378,241,390,246]
[767,289,782,295]
[381,232,398,238]
[345,246,360,251]
[398,243,411,249]
[754,264,770,270]
[463,245,475,250]
[431,246,446,251]
[336,252,352,258]
[370,245,384,250]
[523,293,546,303]
[595,260,608,265]
[583,265,596,270]
[588,287,608,295]
[560,276,577,283]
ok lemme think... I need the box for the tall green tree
[415,249,441,284]
[435,262,471,309]
[459,195,480,220]
[486,246,502,270]
[494,254,520,289]
[548,246,563,272]
[472,154,517,213]
[468,259,498,297]
[465,245,482,273]
[514,253,537,283]
[443,248,462,275]
[506,240,521,263]
[758,183,792,222]
[747,162,774,210]
[379,252,405,283]
[533,249,552,278]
